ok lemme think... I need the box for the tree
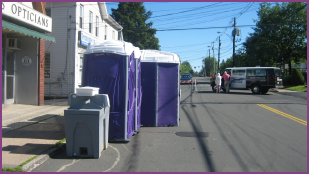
[201,57,217,76]
[243,2,307,73]
[111,2,160,50]
[181,61,193,75]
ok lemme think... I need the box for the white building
[44,2,123,97]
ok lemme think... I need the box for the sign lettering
[2,2,52,32]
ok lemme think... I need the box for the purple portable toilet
[133,47,142,133]
[82,40,137,142]
[140,50,180,127]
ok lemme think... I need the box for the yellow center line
[257,104,307,126]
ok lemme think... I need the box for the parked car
[210,67,283,94]
[199,74,204,77]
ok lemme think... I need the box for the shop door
[6,51,15,104]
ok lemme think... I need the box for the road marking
[122,144,132,153]
[103,145,120,172]
[57,159,81,172]
[257,104,307,126]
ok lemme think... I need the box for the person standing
[222,71,231,93]
[215,73,222,93]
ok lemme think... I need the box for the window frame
[89,11,93,33]
[79,5,84,29]
[95,16,99,37]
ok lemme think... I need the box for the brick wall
[38,39,45,105]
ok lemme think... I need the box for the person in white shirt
[215,73,222,93]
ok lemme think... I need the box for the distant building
[293,62,307,72]
[44,2,123,97]
[2,2,55,106]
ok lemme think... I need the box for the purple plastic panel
[82,53,127,139]
[137,58,142,129]
[127,53,135,138]
[140,62,157,126]
[157,63,179,126]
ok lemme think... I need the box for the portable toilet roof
[84,40,134,56]
[140,50,180,64]
[133,47,141,59]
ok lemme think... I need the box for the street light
[218,31,235,67]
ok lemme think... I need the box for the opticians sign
[2,2,52,32]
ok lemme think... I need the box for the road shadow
[180,87,215,171]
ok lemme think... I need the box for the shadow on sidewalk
[2,143,55,155]
[2,115,65,139]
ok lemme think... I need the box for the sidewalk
[2,98,69,171]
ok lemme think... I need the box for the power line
[150,2,222,18]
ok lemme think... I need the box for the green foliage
[302,71,307,83]
[201,57,218,76]
[291,67,305,85]
[242,2,307,71]
[283,74,292,86]
[111,2,160,50]
[181,61,193,75]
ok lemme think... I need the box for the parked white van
[211,67,284,94]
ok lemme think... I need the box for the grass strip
[284,85,307,92]
[2,138,66,172]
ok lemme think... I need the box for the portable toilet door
[133,47,142,133]
[140,50,180,127]
[82,40,135,142]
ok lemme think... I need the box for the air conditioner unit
[6,38,22,50]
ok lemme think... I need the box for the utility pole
[218,36,221,71]
[213,42,215,74]
[233,17,236,67]
[208,49,210,76]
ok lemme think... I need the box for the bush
[283,74,292,86]
[291,68,305,85]
[302,71,307,83]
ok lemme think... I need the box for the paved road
[33,77,307,172]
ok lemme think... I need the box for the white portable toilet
[82,40,137,142]
[140,50,180,127]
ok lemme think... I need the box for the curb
[22,143,66,172]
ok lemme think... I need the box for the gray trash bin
[64,88,110,158]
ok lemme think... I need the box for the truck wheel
[251,84,260,94]
[261,88,269,94]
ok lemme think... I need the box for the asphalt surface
[31,77,307,172]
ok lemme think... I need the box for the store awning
[2,20,55,42]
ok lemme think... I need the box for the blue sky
[106,2,280,73]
